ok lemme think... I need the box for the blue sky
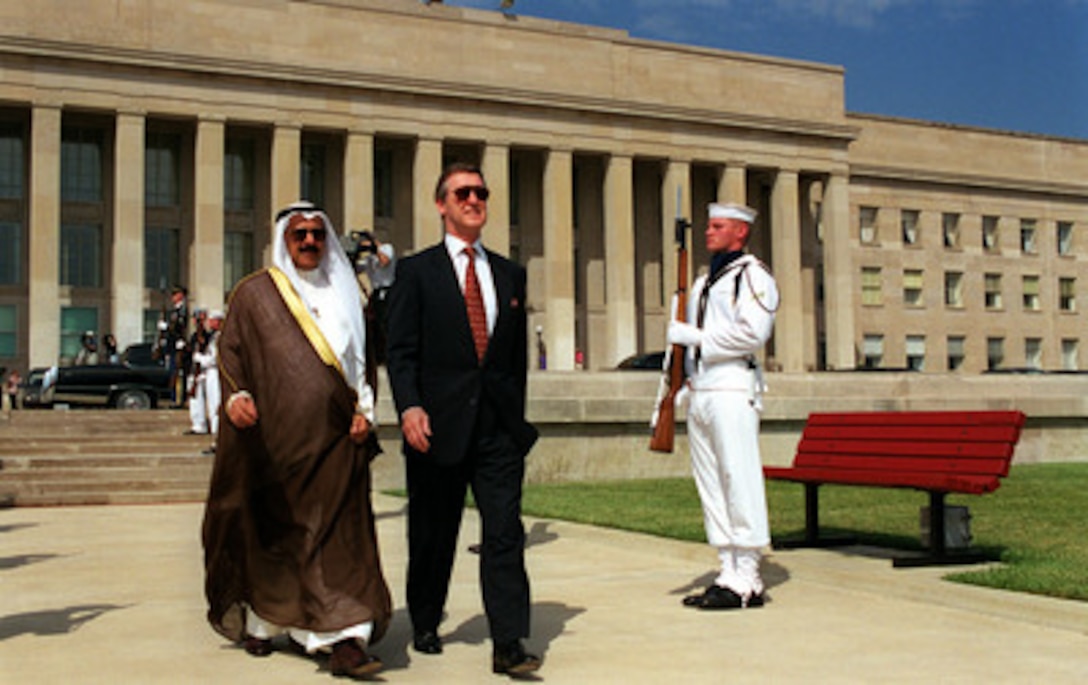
[441,1,1088,140]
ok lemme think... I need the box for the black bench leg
[893,491,989,568]
[773,483,856,550]
[804,482,820,545]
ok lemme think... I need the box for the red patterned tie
[463,247,489,363]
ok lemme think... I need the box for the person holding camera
[355,231,396,366]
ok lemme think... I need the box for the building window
[143,308,161,344]
[987,337,1004,370]
[861,267,883,306]
[0,220,20,286]
[1020,219,1037,254]
[1057,221,1073,256]
[60,306,98,361]
[301,142,327,208]
[903,269,923,307]
[984,273,1003,310]
[1022,275,1040,311]
[0,304,15,357]
[862,334,883,369]
[942,212,960,248]
[1025,338,1042,370]
[224,230,254,292]
[374,148,394,220]
[901,209,920,246]
[947,335,965,371]
[145,226,180,290]
[145,132,181,207]
[1059,277,1076,312]
[224,138,255,211]
[0,122,24,200]
[859,206,878,244]
[906,335,925,371]
[944,271,964,308]
[60,223,103,287]
[1061,339,1079,371]
[982,215,1000,251]
[61,126,104,202]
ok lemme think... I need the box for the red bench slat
[797,438,1016,459]
[802,425,1022,444]
[762,465,1000,495]
[804,411,1025,428]
[791,453,1011,479]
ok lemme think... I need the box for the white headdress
[271,201,367,389]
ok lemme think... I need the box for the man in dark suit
[386,162,540,676]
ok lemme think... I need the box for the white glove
[674,385,690,411]
[668,321,704,347]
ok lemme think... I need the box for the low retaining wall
[375,370,1088,486]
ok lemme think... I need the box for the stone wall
[373,370,1088,485]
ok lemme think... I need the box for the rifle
[649,192,690,453]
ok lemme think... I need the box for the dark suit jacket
[386,242,538,465]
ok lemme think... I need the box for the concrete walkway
[1,494,1086,684]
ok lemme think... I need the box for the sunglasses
[289,228,327,242]
[451,185,490,202]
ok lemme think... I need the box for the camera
[341,230,378,265]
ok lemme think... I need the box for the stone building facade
[0,0,1085,375]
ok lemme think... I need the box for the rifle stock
[649,213,689,453]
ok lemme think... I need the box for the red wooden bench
[763,410,1025,568]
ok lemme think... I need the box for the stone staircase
[0,409,214,506]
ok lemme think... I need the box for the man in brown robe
[203,201,391,679]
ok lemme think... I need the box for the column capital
[197,113,227,124]
[116,108,147,119]
[347,126,375,138]
[273,119,303,131]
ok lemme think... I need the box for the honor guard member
[666,202,780,610]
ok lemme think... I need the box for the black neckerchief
[697,250,744,328]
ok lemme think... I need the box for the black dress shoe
[492,640,541,675]
[412,630,442,655]
[691,585,765,610]
[243,635,273,657]
[682,584,717,607]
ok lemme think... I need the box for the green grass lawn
[519,462,1088,602]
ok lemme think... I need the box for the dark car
[32,343,173,410]
[616,350,666,371]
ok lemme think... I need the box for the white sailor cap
[708,202,757,224]
[209,309,225,320]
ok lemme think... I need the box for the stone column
[412,136,443,250]
[821,170,855,370]
[543,147,575,371]
[720,162,747,204]
[661,159,691,308]
[271,121,301,220]
[112,110,146,346]
[481,141,510,256]
[770,168,804,373]
[193,116,225,312]
[603,153,636,366]
[28,103,62,368]
[344,128,374,235]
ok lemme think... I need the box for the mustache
[298,245,321,253]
